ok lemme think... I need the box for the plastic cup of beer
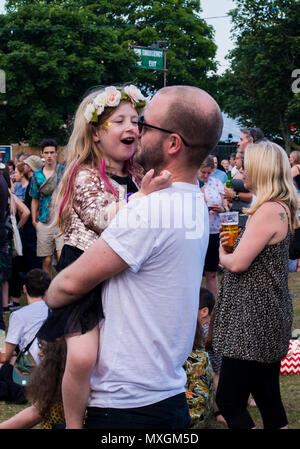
[219,211,239,249]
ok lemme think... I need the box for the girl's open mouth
[121,137,135,145]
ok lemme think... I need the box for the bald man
[46,86,223,429]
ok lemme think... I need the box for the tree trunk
[279,114,291,154]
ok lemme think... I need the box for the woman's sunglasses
[137,115,189,147]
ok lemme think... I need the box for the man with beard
[45,86,223,429]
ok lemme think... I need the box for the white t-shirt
[203,176,224,234]
[6,301,48,364]
[89,182,209,409]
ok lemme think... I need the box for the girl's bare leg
[63,325,99,429]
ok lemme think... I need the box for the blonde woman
[212,141,299,429]
[289,150,300,189]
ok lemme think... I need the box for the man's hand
[224,186,235,200]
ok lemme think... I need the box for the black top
[110,174,139,195]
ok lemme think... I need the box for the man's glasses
[137,115,189,147]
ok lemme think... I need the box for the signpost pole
[163,48,167,87]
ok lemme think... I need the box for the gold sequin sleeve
[64,168,124,251]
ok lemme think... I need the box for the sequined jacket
[64,168,131,251]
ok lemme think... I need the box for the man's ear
[168,134,182,155]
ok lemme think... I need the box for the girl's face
[15,167,22,182]
[198,166,213,183]
[95,102,139,164]
[289,155,295,166]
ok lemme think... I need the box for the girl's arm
[73,169,172,233]
[0,404,41,429]
[106,169,173,220]
[219,202,286,273]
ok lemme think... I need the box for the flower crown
[84,85,150,124]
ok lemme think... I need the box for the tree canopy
[218,0,300,152]
[0,0,218,145]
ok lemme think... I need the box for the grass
[0,273,300,429]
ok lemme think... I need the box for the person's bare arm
[224,187,252,203]
[219,203,286,273]
[13,194,30,229]
[0,404,41,429]
[31,198,39,228]
[0,342,17,364]
[45,237,128,309]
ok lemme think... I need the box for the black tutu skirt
[37,244,104,341]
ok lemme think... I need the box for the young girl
[0,339,67,429]
[37,84,172,428]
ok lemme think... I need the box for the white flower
[104,86,121,107]
[93,93,106,109]
[84,103,96,123]
[124,85,145,103]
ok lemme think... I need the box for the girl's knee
[66,331,99,374]
[66,348,97,375]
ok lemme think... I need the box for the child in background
[37,85,172,429]
[0,339,67,429]
[198,287,227,425]
[184,295,214,429]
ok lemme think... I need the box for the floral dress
[184,349,214,429]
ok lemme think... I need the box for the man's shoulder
[32,168,44,183]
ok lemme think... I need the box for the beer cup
[219,211,239,249]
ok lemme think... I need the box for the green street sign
[0,145,12,163]
[132,46,164,71]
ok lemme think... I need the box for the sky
[0,0,240,140]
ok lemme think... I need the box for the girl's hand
[140,169,173,195]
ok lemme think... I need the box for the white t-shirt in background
[203,176,224,234]
[6,301,48,364]
[89,182,209,409]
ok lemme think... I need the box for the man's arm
[46,237,128,309]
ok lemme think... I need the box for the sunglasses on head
[137,115,189,147]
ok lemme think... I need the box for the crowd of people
[0,83,299,430]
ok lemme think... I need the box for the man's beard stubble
[134,137,165,177]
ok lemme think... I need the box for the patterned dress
[212,219,293,363]
[184,349,214,429]
[42,402,65,429]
